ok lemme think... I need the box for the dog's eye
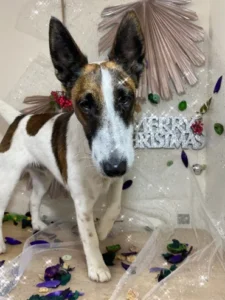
[79,93,95,113]
[119,96,132,108]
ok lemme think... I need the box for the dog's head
[49,12,145,177]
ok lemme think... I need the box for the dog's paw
[0,242,6,254]
[32,220,47,232]
[88,265,111,282]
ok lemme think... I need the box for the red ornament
[50,91,73,110]
[191,120,204,135]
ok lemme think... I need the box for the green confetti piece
[106,244,121,253]
[214,123,224,135]
[167,160,173,167]
[148,93,160,104]
[178,101,187,111]
[60,273,71,286]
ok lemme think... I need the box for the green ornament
[148,93,160,104]
[167,160,173,167]
[178,101,187,111]
[167,239,187,254]
[60,273,71,286]
[214,123,224,135]
[106,244,121,253]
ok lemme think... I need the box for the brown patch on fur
[51,112,73,182]
[71,64,103,127]
[0,115,25,153]
[27,114,55,136]
[101,61,136,92]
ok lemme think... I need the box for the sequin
[213,76,223,93]
[181,150,188,168]
[62,255,72,261]
[214,123,224,135]
[122,180,133,190]
[148,93,160,104]
[167,160,173,167]
[178,101,187,111]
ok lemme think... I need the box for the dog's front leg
[97,178,123,241]
[72,193,111,282]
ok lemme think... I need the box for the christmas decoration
[98,0,205,100]
[134,115,205,150]
[192,164,207,175]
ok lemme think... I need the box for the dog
[0,11,145,282]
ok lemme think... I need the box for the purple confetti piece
[121,252,138,257]
[36,280,60,288]
[150,267,165,273]
[30,240,49,246]
[181,150,188,168]
[5,237,22,245]
[0,260,5,268]
[121,261,130,270]
[168,254,183,264]
[214,76,223,93]
[44,264,60,280]
[47,288,72,298]
[122,180,133,190]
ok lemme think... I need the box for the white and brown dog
[0,12,145,282]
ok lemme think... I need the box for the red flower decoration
[191,120,204,135]
[51,91,73,110]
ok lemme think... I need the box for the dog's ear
[49,17,88,92]
[108,11,145,87]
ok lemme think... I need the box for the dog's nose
[102,159,127,177]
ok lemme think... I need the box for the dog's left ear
[108,11,145,87]
[49,17,88,92]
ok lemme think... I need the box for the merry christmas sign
[134,114,205,150]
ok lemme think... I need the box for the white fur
[0,80,128,282]
[92,68,134,174]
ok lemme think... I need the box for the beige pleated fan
[98,0,205,100]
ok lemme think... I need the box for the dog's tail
[0,99,21,124]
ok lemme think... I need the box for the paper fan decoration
[98,0,205,100]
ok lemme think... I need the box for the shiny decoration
[167,239,188,254]
[106,244,121,253]
[36,280,61,288]
[5,237,22,245]
[148,93,160,104]
[213,76,223,93]
[157,265,177,282]
[192,164,207,175]
[121,261,130,271]
[62,255,72,261]
[102,251,116,266]
[134,114,205,150]
[3,211,32,228]
[162,246,193,264]
[199,97,212,114]
[38,287,49,293]
[126,288,139,300]
[60,273,71,286]
[21,91,73,115]
[191,120,204,135]
[178,101,187,111]
[214,123,224,135]
[122,180,133,190]
[167,160,173,167]
[30,240,49,246]
[98,0,205,100]
[181,150,189,168]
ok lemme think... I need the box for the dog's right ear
[49,17,88,92]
